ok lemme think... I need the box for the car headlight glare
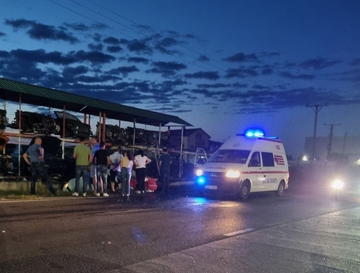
[226,170,240,178]
[196,169,203,176]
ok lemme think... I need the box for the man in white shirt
[109,146,123,192]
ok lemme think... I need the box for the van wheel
[275,181,285,197]
[239,180,250,201]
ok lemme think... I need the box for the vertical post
[88,114,91,126]
[118,120,121,127]
[132,118,136,147]
[98,112,102,142]
[342,132,348,154]
[158,123,161,146]
[18,96,22,177]
[83,113,87,124]
[179,126,184,179]
[62,105,66,160]
[102,112,106,143]
[307,104,327,161]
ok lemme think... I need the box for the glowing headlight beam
[226,170,240,178]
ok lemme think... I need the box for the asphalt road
[1,179,360,273]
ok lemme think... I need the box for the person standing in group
[23,137,57,196]
[89,137,100,194]
[93,141,110,197]
[159,148,172,194]
[120,151,133,197]
[134,149,151,194]
[72,136,92,196]
[109,146,123,193]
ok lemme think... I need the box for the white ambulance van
[195,130,289,200]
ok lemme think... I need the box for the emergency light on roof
[244,129,264,138]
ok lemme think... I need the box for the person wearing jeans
[73,137,92,197]
[93,141,110,197]
[23,137,56,196]
[120,151,133,197]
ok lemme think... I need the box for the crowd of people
[24,136,172,197]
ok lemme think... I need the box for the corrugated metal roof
[0,77,192,127]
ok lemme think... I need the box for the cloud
[223,52,258,63]
[184,71,219,80]
[350,58,360,66]
[106,66,139,77]
[127,39,153,54]
[0,31,6,37]
[107,46,122,53]
[62,65,89,80]
[74,75,121,83]
[88,43,103,51]
[299,57,340,70]
[73,50,116,64]
[7,49,75,65]
[225,67,258,78]
[198,55,210,62]
[63,22,106,31]
[279,71,315,80]
[5,19,79,43]
[127,57,149,64]
[147,61,187,77]
[197,83,231,88]
[103,36,120,45]
[154,37,181,54]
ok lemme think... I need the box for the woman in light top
[120,151,133,197]
[133,149,151,194]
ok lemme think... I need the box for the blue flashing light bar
[244,129,264,138]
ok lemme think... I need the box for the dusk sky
[1,0,360,157]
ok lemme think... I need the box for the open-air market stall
[0,77,192,180]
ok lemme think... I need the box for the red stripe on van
[242,171,289,174]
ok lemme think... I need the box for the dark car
[54,111,91,139]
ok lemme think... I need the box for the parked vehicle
[195,129,289,200]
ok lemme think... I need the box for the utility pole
[306,104,328,161]
[324,123,341,157]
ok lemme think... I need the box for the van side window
[262,152,275,167]
[248,152,260,167]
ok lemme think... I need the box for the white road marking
[224,228,255,237]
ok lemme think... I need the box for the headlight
[332,179,344,190]
[226,170,240,178]
[196,169,203,176]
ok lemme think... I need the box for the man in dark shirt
[159,148,172,194]
[23,137,56,195]
[93,141,110,197]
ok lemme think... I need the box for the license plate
[205,185,217,190]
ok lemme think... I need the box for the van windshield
[207,149,251,164]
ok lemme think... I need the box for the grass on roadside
[0,186,74,199]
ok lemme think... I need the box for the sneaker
[121,194,125,197]
[135,190,141,194]
[103,193,109,197]
[141,191,145,194]
[82,193,87,197]
[72,192,79,197]
[126,194,130,197]
[95,193,100,197]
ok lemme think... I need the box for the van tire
[239,180,250,201]
[275,180,285,197]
